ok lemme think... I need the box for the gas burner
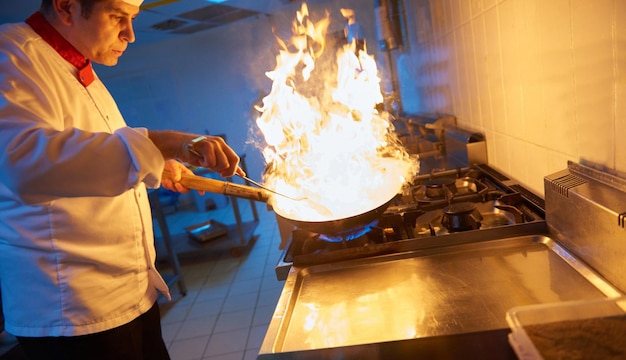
[319,223,374,243]
[412,176,486,205]
[301,232,370,255]
[441,202,483,232]
[284,223,380,260]
[420,201,522,237]
[423,177,457,199]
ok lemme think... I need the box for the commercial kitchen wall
[395,0,625,195]
[96,0,378,181]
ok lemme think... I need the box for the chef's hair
[40,0,103,18]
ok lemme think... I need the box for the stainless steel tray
[186,219,228,243]
[261,235,622,354]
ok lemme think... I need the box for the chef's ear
[52,0,78,25]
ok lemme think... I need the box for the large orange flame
[255,3,418,222]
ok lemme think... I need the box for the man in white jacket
[0,0,241,358]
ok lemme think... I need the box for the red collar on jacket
[25,12,94,87]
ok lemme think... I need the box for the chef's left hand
[147,130,243,178]
[160,159,205,195]
[183,135,243,178]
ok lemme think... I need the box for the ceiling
[0,0,298,45]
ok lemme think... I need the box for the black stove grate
[279,164,547,270]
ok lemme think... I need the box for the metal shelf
[150,155,260,296]
[175,154,260,257]
[166,220,259,258]
[149,189,188,297]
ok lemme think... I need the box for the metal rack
[150,155,260,295]
[175,154,259,257]
[149,189,188,296]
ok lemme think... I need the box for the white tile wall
[400,0,624,195]
[618,0,626,175]
[571,0,615,167]
[471,12,491,132]
[483,6,506,134]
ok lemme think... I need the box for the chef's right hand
[161,159,201,194]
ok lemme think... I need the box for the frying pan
[272,196,398,234]
[167,172,399,235]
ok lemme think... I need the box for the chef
[0,0,240,358]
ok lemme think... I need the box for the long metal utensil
[237,174,307,202]
[236,175,334,217]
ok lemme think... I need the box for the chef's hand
[160,159,204,195]
[147,130,244,178]
[183,135,245,178]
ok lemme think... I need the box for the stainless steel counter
[260,225,621,358]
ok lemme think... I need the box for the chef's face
[69,0,139,66]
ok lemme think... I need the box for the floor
[156,195,285,360]
[0,193,286,360]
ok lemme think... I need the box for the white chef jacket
[0,17,171,337]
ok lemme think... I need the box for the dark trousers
[16,302,170,360]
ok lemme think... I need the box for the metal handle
[236,174,306,201]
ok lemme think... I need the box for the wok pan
[272,196,397,235]
[167,172,399,235]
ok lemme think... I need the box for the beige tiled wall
[398,0,625,195]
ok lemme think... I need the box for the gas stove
[261,160,626,360]
[275,163,546,280]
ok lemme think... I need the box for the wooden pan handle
[163,170,271,203]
